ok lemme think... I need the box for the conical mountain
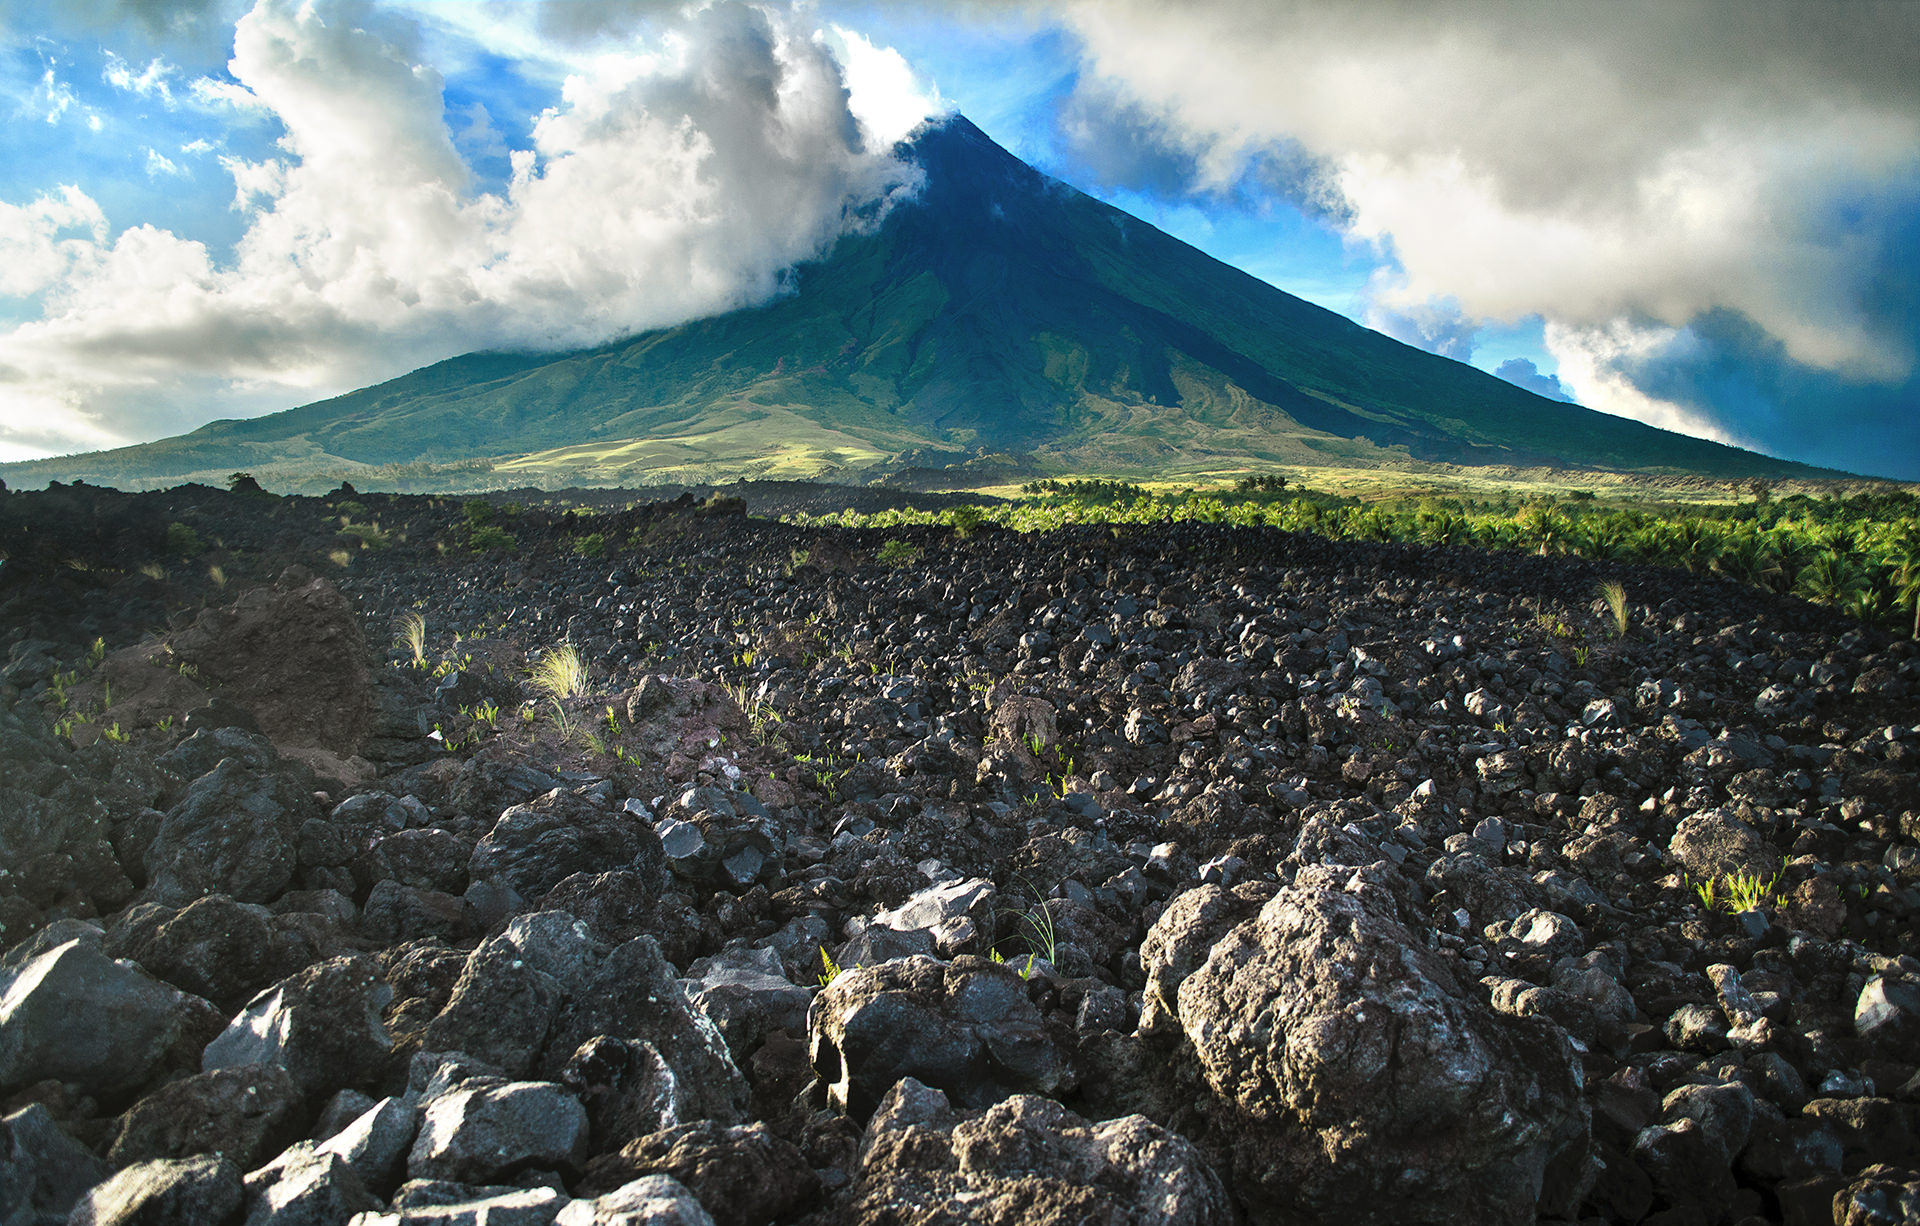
[1,116,1822,492]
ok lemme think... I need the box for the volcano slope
[1,481,1918,1225]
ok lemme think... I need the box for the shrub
[573,532,607,558]
[463,499,495,526]
[469,525,517,553]
[166,521,202,557]
[877,539,919,566]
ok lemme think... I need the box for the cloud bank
[1046,0,1920,476]
[0,0,929,460]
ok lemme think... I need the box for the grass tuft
[530,643,587,700]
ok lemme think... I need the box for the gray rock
[554,1176,713,1226]
[421,934,565,1078]
[241,1150,381,1226]
[145,760,303,906]
[154,727,277,784]
[1661,1081,1756,1168]
[1707,963,1763,1029]
[503,912,601,997]
[1170,883,1590,1226]
[843,1079,1231,1226]
[103,895,280,1012]
[868,877,995,958]
[407,1080,589,1185]
[1632,1118,1736,1214]
[678,947,812,1064]
[1667,808,1778,883]
[576,1120,817,1222]
[1854,974,1920,1061]
[470,790,666,902]
[67,1155,243,1226]
[252,1096,420,1196]
[1664,1002,1731,1054]
[203,955,393,1101]
[109,1063,304,1171]
[559,1037,684,1147]
[544,937,748,1125]
[0,1103,110,1223]
[1492,909,1584,962]
[1136,884,1267,1038]
[353,1185,570,1225]
[0,935,195,1095]
[809,954,1064,1118]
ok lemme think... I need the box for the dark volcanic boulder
[576,1120,819,1224]
[1163,882,1591,1226]
[144,759,306,907]
[844,1078,1232,1226]
[406,1079,590,1185]
[67,1155,242,1226]
[469,789,667,903]
[103,895,280,1011]
[107,1063,304,1170]
[1,1103,112,1223]
[808,954,1065,1118]
[201,954,392,1101]
[0,925,201,1096]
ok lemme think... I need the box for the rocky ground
[1,479,1917,1226]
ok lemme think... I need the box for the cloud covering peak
[0,0,931,459]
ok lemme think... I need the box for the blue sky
[0,0,1914,478]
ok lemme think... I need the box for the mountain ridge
[0,116,1835,492]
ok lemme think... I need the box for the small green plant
[1570,644,1591,668]
[469,525,517,553]
[787,548,811,575]
[87,637,106,667]
[817,945,843,988]
[1691,875,1718,912]
[949,505,985,537]
[573,532,607,559]
[395,612,428,667]
[1723,865,1785,912]
[529,644,587,700]
[208,564,227,588]
[166,522,202,557]
[155,715,174,733]
[1598,580,1630,639]
[463,500,496,527]
[101,722,129,743]
[338,520,390,549]
[877,538,919,567]
[604,705,621,736]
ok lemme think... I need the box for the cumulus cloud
[1046,0,1920,471]
[1493,358,1572,404]
[0,0,930,458]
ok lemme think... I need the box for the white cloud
[830,25,946,149]
[144,147,186,176]
[0,187,110,298]
[0,0,928,459]
[1050,0,1920,423]
[103,52,178,104]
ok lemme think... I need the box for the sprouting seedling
[87,637,106,667]
[604,705,622,736]
[1691,875,1718,912]
[817,945,844,988]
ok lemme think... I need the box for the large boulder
[421,913,597,1078]
[555,1176,714,1226]
[1668,808,1779,883]
[808,955,1065,1118]
[108,1063,305,1170]
[677,947,813,1064]
[576,1121,819,1224]
[0,927,202,1095]
[0,1103,112,1223]
[202,954,392,1101]
[67,1155,243,1226]
[469,789,667,906]
[543,937,749,1125]
[104,895,283,1011]
[1162,883,1591,1226]
[844,1078,1232,1226]
[406,1080,590,1185]
[144,760,307,907]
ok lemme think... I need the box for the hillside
[0,117,1829,493]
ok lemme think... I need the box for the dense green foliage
[795,486,1920,635]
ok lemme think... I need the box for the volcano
[0,116,1822,492]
